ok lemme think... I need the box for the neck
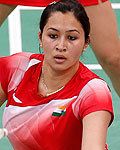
[41,61,79,92]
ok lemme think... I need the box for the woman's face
[39,12,88,72]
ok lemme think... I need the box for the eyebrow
[47,27,80,34]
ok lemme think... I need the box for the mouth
[54,55,66,63]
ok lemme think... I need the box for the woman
[0,0,113,149]
[0,0,120,98]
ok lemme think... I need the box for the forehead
[44,12,83,32]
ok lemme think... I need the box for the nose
[56,37,66,52]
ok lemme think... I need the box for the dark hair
[40,0,90,43]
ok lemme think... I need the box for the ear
[38,30,42,47]
[82,42,89,52]
[82,36,90,52]
[38,30,42,41]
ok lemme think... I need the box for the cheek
[42,39,53,54]
[70,43,84,59]
[72,50,81,61]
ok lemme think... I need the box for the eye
[49,34,57,39]
[68,36,77,41]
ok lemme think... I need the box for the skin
[84,0,120,97]
[0,4,16,26]
[0,3,112,149]
[0,83,6,106]
[38,12,88,96]
[37,11,111,149]
[0,1,120,97]
[82,111,111,150]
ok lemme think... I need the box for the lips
[54,55,66,63]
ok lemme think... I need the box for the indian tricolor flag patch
[52,105,66,117]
